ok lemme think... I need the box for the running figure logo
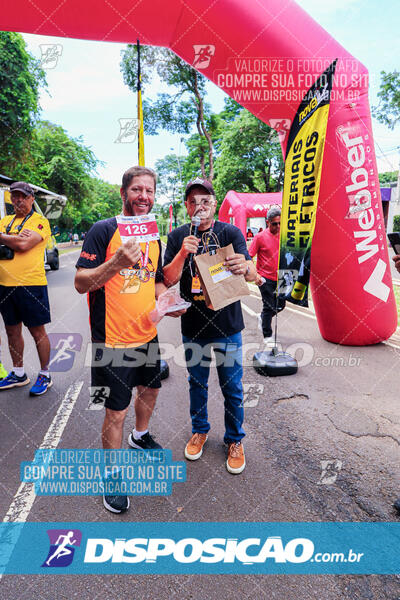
[42,529,82,567]
[48,334,83,372]
[243,383,264,408]
[88,386,110,410]
[115,118,140,143]
[192,45,215,69]
[39,44,63,69]
[44,196,67,219]
[268,119,291,142]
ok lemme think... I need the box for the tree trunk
[263,162,271,192]
[195,112,206,179]
[193,71,214,181]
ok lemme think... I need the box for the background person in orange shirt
[249,207,285,345]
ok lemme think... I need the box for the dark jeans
[259,277,285,338]
[182,333,245,444]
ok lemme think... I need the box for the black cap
[10,181,34,196]
[185,177,215,199]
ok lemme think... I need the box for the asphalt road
[1,249,400,598]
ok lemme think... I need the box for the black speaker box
[253,350,298,377]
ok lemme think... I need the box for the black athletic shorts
[0,285,51,327]
[91,335,161,411]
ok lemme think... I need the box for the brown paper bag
[194,243,250,310]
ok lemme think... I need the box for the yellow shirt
[0,212,51,286]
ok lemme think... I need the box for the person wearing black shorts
[75,166,183,514]
[91,339,161,413]
[0,182,52,396]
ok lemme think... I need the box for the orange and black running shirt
[76,217,163,348]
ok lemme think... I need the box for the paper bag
[194,244,250,310]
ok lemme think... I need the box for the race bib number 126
[116,214,160,243]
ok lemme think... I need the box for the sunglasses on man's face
[269,222,280,227]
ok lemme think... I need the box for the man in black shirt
[163,178,257,474]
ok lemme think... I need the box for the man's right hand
[393,254,400,274]
[179,235,199,259]
[112,238,142,269]
[255,274,265,287]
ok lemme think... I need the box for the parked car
[45,235,59,270]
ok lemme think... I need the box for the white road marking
[0,381,83,578]
[3,380,83,524]
[382,340,400,350]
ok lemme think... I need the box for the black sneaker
[103,494,130,514]
[128,431,162,450]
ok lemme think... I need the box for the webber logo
[42,529,82,567]
[84,536,314,565]
[339,124,390,302]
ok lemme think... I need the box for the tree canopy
[379,171,398,185]
[121,44,215,180]
[153,99,284,212]
[0,32,46,177]
[212,107,284,203]
[373,70,400,129]
[25,120,99,199]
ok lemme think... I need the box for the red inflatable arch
[2,0,397,345]
[219,191,282,236]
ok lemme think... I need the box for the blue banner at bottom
[0,522,399,574]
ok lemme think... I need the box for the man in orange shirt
[75,166,182,513]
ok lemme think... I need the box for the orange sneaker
[184,433,208,460]
[226,441,245,474]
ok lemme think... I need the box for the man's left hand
[224,253,247,276]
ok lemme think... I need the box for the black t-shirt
[163,221,250,339]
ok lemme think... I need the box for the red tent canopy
[219,191,282,235]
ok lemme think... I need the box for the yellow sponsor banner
[278,60,337,306]
[282,102,329,254]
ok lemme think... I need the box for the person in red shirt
[248,207,285,344]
